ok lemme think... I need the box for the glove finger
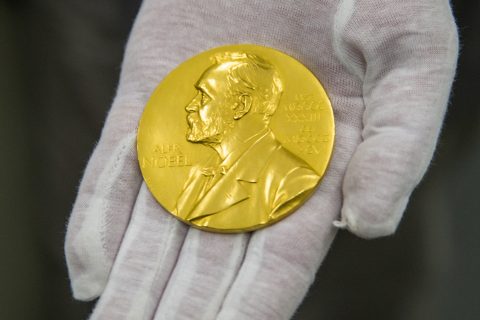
[335,0,458,238]
[89,183,188,320]
[153,229,249,320]
[65,131,142,300]
[218,201,338,320]
[64,0,187,300]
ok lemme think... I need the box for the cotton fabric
[65,0,458,319]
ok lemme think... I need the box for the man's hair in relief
[210,52,283,121]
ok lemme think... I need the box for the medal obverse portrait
[137,44,335,232]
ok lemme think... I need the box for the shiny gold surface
[137,44,334,233]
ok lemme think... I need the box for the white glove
[65,0,458,319]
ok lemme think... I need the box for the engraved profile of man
[175,52,320,230]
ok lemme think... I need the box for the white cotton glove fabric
[65,0,458,319]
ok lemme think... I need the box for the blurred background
[0,0,478,319]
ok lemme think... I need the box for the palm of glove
[65,0,457,319]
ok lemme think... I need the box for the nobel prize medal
[137,44,334,233]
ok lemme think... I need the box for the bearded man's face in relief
[185,66,234,144]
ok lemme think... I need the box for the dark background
[1,0,478,319]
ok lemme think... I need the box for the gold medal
[137,44,334,233]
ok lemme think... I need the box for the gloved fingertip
[71,276,105,301]
[339,205,399,239]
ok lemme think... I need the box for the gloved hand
[65,0,458,319]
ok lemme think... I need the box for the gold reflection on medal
[137,44,334,233]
